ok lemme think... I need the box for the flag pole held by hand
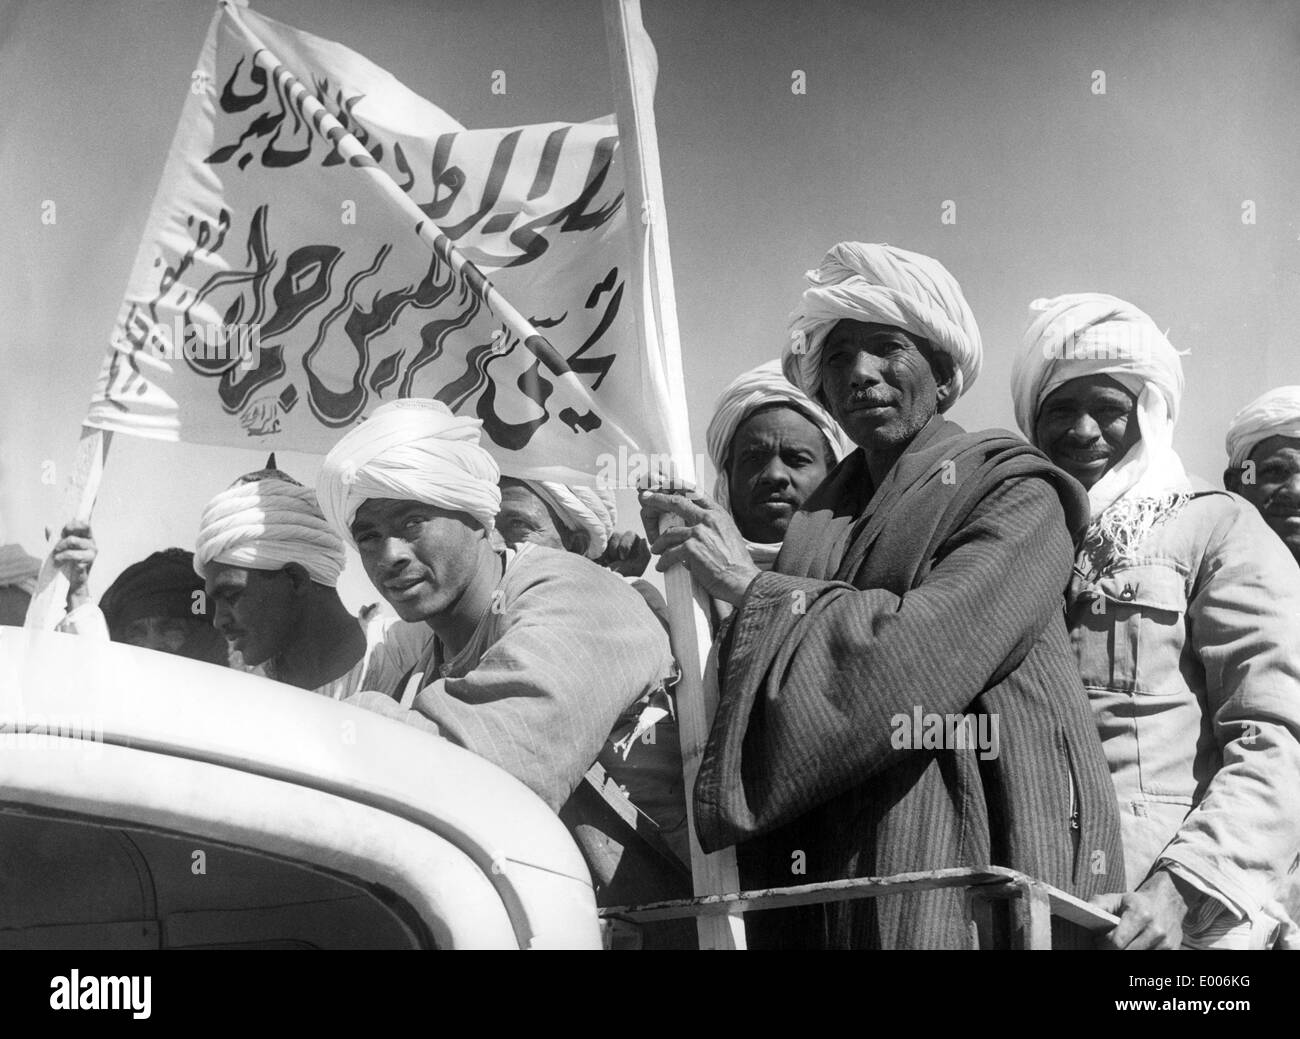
[604,0,746,949]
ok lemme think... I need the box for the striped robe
[695,416,1125,949]
[350,544,694,942]
[405,543,679,815]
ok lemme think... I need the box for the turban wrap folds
[783,242,983,411]
[317,398,502,542]
[194,469,347,587]
[0,544,41,596]
[522,481,617,559]
[705,360,851,566]
[1225,386,1300,471]
[100,548,208,638]
[1011,292,1188,520]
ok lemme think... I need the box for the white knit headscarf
[521,481,618,559]
[194,470,347,587]
[705,359,851,567]
[317,398,502,542]
[783,242,983,411]
[1225,386,1300,470]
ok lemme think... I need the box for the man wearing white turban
[496,479,617,559]
[492,475,686,871]
[318,399,694,941]
[641,244,1122,949]
[494,477,667,627]
[1224,385,1300,565]
[194,460,425,698]
[784,242,982,420]
[705,360,850,569]
[1012,292,1300,950]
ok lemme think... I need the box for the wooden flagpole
[602,0,746,950]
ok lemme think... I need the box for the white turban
[522,481,617,559]
[0,543,41,596]
[783,242,983,411]
[317,398,501,542]
[1011,292,1189,519]
[705,360,851,567]
[1225,386,1300,470]
[194,473,347,587]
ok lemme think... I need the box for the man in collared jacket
[1012,293,1300,949]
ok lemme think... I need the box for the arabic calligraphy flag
[86,0,674,485]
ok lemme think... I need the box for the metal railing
[601,865,1120,949]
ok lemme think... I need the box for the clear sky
[2,0,1297,611]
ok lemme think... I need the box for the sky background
[2,0,1297,612]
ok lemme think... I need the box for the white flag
[87,1,678,485]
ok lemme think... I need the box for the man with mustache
[641,243,1123,949]
[317,399,693,940]
[194,460,427,696]
[1224,386,1300,566]
[704,359,849,571]
[1011,293,1300,949]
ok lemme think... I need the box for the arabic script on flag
[87,1,662,484]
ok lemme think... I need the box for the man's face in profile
[204,563,299,667]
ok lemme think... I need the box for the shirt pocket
[1071,561,1188,695]
[1071,560,1198,801]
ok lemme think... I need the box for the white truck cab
[0,626,602,950]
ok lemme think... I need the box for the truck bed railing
[600,865,1120,949]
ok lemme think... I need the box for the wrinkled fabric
[317,398,501,540]
[705,359,851,566]
[1065,489,1300,946]
[194,472,346,586]
[343,542,690,930]
[696,416,1123,948]
[1225,385,1300,470]
[783,242,982,411]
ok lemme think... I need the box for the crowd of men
[4,241,1300,951]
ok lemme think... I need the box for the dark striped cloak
[694,417,1124,949]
